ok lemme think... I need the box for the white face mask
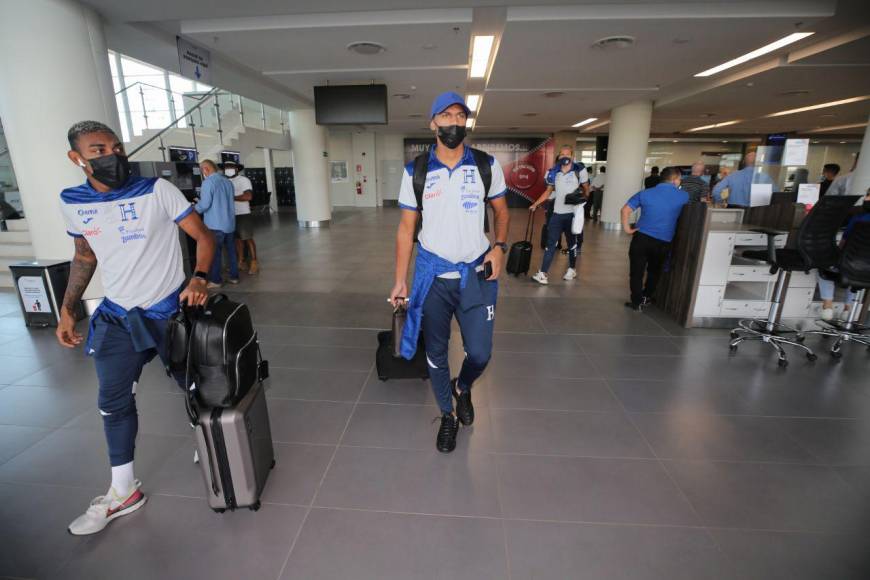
[225,169,237,178]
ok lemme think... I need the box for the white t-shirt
[398,147,506,277]
[545,164,589,214]
[591,173,606,190]
[230,175,253,215]
[59,177,192,310]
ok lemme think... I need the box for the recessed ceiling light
[840,141,847,144]
[806,122,869,133]
[466,117,476,130]
[392,93,411,100]
[543,91,565,99]
[572,117,597,128]
[686,120,741,132]
[346,41,386,55]
[466,94,481,112]
[592,36,636,50]
[584,119,611,131]
[765,95,870,117]
[722,140,729,143]
[694,32,813,77]
[812,140,820,143]
[470,35,494,78]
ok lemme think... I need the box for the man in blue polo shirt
[196,159,238,287]
[55,121,215,535]
[621,166,688,311]
[389,92,510,453]
[712,151,773,208]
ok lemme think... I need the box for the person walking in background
[712,150,772,208]
[590,165,606,221]
[819,163,840,197]
[680,161,710,202]
[529,144,589,285]
[826,154,858,197]
[644,166,661,189]
[196,159,239,288]
[222,161,260,275]
[621,167,689,311]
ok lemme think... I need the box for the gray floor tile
[359,374,438,406]
[316,446,501,517]
[266,367,368,401]
[267,398,355,444]
[0,354,52,385]
[631,412,817,462]
[0,424,52,465]
[609,378,752,415]
[775,418,870,465]
[491,332,581,353]
[342,402,493,452]
[589,354,694,380]
[485,350,600,379]
[573,333,682,356]
[497,454,699,525]
[486,376,621,412]
[257,325,378,348]
[280,508,508,580]
[52,495,306,580]
[506,519,736,580]
[269,344,374,372]
[0,483,103,579]
[0,385,95,428]
[0,428,186,489]
[710,529,870,580]
[10,359,99,389]
[664,460,865,532]
[490,408,653,458]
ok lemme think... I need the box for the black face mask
[88,153,131,190]
[437,125,466,149]
[559,157,572,166]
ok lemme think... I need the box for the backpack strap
[412,152,429,211]
[469,147,492,201]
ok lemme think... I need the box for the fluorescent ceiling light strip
[572,117,597,128]
[686,120,741,132]
[765,95,870,117]
[584,119,610,131]
[695,32,814,77]
[469,35,494,78]
[465,117,476,129]
[466,94,481,112]
[806,122,868,133]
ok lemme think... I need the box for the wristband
[193,270,208,281]
[493,242,508,254]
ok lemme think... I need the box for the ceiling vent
[408,113,423,118]
[779,89,811,97]
[592,36,635,51]
[347,41,386,55]
[393,93,412,100]
[543,91,565,99]
[521,112,538,117]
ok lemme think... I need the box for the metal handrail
[127,87,222,159]
[114,81,209,99]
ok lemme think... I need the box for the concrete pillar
[262,147,278,213]
[0,0,120,260]
[288,109,331,227]
[600,100,653,228]
[848,113,870,196]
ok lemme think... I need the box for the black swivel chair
[803,220,870,357]
[729,195,861,366]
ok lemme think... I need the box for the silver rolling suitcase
[193,382,275,512]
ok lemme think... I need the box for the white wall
[327,131,354,207]
[376,133,405,202]
[272,150,293,167]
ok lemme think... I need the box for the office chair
[803,220,870,357]
[729,195,861,367]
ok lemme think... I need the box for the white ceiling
[83,0,870,137]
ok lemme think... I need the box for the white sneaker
[820,308,834,321]
[563,268,577,281]
[68,481,147,536]
[532,272,549,285]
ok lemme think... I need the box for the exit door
[352,132,376,207]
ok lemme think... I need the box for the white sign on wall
[17,276,51,314]
[177,37,211,84]
[783,139,810,166]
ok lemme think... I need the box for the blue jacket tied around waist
[400,246,487,360]
[86,286,183,355]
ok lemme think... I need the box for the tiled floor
[1,207,869,580]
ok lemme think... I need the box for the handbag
[564,190,587,205]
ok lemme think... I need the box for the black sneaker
[436,414,459,453]
[624,301,643,312]
[641,296,655,307]
[452,378,474,426]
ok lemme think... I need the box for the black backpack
[412,147,493,240]
[173,294,269,408]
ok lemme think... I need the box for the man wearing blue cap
[390,92,510,453]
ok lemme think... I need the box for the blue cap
[430,91,470,119]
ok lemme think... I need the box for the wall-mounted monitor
[314,84,388,125]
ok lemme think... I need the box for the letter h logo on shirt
[463,169,476,184]
[118,202,138,222]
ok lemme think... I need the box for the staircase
[0,219,34,288]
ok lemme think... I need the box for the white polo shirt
[59,176,193,310]
[398,146,506,276]
[230,175,253,215]
[545,162,589,214]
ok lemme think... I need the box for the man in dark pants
[621,167,688,311]
[644,166,661,189]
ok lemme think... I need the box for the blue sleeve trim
[488,189,507,200]
[174,205,194,223]
[67,231,84,238]
[399,202,420,212]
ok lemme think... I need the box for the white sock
[110,461,135,497]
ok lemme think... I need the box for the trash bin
[9,260,84,327]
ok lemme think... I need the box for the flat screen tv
[314,84,388,125]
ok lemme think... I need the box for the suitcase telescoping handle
[523,210,536,243]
